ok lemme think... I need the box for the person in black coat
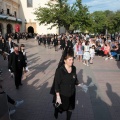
[0,37,6,60]
[67,37,73,48]
[47,36,51,49]
[50,47,82,120]
[16,33,20,43]
[60,37,65,50]
[8,44,26,89]
[0,36,3,55]
[37,35,41,45]
[53,36,58,51]
[5,37,14,54]
[43,36,46,48]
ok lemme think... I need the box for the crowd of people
[36,33,120,66]
[0,32,120,119]
[0,34,29,116]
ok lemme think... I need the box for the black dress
[53,39,58,46]
[50,65,79,112]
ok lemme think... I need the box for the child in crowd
[83,41,90,66]
[90,45,96,64]
[76,40,83,62]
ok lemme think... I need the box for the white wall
[19,0,60,34]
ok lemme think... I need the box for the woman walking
[50,47,83,120]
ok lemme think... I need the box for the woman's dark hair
[85,41,89,45]
[20,44,25,47]
[58,47,74,68]
[20,44,25,51]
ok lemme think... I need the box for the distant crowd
[36,33,120,65]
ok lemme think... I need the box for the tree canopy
[34,0,120,34]
[90,10,120,34]
[34,0,91,33]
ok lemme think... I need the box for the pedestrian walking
[50,47,83,120]
[53,35,58,51]
[8,44,26,89]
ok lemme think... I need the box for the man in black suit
[67,36,73,48]
[16,33,20,43]
[8,44,26,89]
[5,37,14,55]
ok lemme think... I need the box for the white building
[19,0,65,35]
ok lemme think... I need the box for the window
[14,11,17,17]
[7,9,10,14]
[27,0,33,7]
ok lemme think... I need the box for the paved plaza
[0,39,120,120]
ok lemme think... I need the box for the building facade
[19,0,65,35]
[0,0,22,37]
[0,0,65,37]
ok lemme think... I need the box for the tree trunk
[66,30,69,35]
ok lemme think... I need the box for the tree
[89,10,120,34]
[34,0,91,33]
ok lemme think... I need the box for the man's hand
[11,73,14,78]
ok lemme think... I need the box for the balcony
[0,13,22,23]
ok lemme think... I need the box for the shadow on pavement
[77,69,113,120]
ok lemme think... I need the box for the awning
[0,14,8,19]
[17,18,22,23]
[7,16,16,21]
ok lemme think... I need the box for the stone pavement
[0,38,120,120]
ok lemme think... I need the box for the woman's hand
[56,95,62,104]
[77,83,83,87]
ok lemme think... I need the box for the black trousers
[0,92,15,105]
[17,39,19,43]
[7,95,15,105]
[14,69,23,87]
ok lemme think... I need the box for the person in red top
[104,43,111,60]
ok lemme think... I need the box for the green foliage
[34,0,120,34]
[34,0,91,33]
[90,10,120,34]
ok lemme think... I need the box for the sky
[68,0,120,13]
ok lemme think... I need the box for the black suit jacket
[8,51,26,72]
[5,41,14,54]
[67,40,73,48]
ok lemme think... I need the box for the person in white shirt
[83,41,90,66]
[90,45,96,64]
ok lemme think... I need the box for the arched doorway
[7,24,13,34]
[28,26,34,38]
[0,23,3,35]
[28,26,34,33]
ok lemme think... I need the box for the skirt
[77,51,83,55]
[83,52,90,60]
[53,93,76,112]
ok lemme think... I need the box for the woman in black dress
[50,47,82,120]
